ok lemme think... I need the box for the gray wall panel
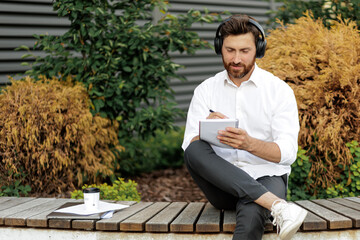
[0,2,55,14]
[0,0,279,124]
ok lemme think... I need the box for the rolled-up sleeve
[272,87,300,166]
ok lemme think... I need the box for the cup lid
[83,187,100,193]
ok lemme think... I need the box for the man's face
[221,33,256,84]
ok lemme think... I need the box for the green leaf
[21,54,34,59]
[123,66,132,72]
[16,45,30,51]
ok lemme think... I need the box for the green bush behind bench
[288,141,360,201]
[115,127,185,177]
[70,178,141,202]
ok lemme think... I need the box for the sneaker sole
[279,208,308,240]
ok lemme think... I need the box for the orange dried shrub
[258,12,360,191]
[0,76,124,194]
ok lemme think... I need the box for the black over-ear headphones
[214,17,267,58]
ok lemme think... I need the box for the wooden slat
[1,197,360,234]
[330,198,360,211]
[146,202,187,232]
[223,210,235,232]
[300,210,327,231]
[170,202,205,232]
[313,199,360,228]
[0,197,13,204]
[27,198,76,227]
[196,202,220,233]
[120,202,170,231]
[71,200,114,230]
[0,197,35,212]
[264,219,274,232]
[48,218,71,229]
[0,197,45,225]
[71,219,95,230]
[96,202,152,231]
[4,198,64,226]
[296,200,352,229]
[222,209,273,233]
[47,200,83,229]
[72,201,137,230]
[345,196,360,205]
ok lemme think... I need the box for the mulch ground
[29,165,208,203]
[131,165,208,202]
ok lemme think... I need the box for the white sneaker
[271,200,308,240]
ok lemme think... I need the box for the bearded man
[182,15,307,240]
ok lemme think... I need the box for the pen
[209,109,214,113]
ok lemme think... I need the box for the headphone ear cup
[256,39,267,58]
[214,36,222,55]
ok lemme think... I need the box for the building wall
[0,0,279,123]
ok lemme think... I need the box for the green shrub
[117,127,185,177]
[18,0,221,178]
[269,0,360,29]
[71,178,141,202]
[0,182,31,197]
[288,141,360,200]
[0,168,31,197]
[336,141,360,197]
[0,76,123,195]
[313,141,360,199]
[287,147,313,201]
[258,13,360,195]
[268,0,324,27]
[19,0,219,143]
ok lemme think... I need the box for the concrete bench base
[2,227,360,240]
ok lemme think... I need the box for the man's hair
[219,14,261,45]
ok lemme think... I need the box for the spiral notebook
[199,119,239,149]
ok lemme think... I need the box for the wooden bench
[1,196,360,239]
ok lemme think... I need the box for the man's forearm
[247,137,281,163]
[191,135,200,143]
[217,127,282,163]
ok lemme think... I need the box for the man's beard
[223,57,256,80]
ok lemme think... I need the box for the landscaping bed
[132,165,207,202]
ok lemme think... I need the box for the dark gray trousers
[184,140,287,240]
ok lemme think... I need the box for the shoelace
[271,200,287,234]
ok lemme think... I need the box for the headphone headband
[214,17,267,58]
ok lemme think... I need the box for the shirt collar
[248,63,261,87]
[223,63,261,88]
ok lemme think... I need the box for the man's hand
[217,127,253,151]
[218,127,281,163]
[190,111,228,144]
[207,111,228,119]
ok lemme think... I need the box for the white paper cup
[83,187,100,211]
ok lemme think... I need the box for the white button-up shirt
[182,64,299,180]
